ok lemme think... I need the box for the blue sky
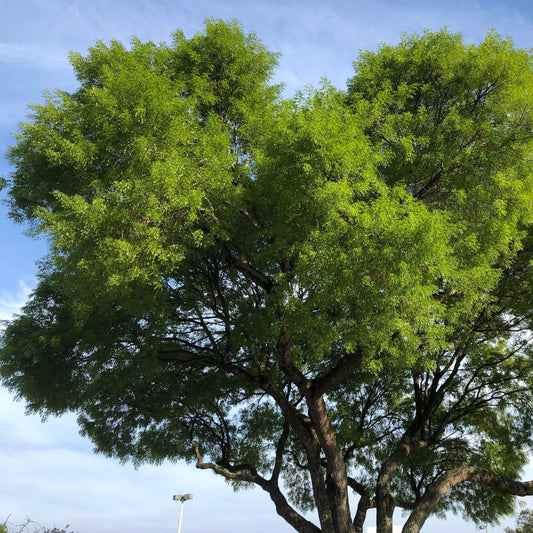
[0,1,532,532]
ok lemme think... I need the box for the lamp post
[478,525,488,533]
[173,493,193,533]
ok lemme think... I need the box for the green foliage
[2,21,533,533]
[505,509,533,533]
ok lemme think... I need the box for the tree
[506,509,533,533]
[1,517,75,533]
[1,20,533,533]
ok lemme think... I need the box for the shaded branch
[218,237,274,292]
[189,420,320,533]
[190,434,261,484]
[312,347,363,398]
[261,481,322,533]
[403,467,533,533]
[271,415,291,483]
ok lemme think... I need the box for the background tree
[506,509,533,533]
[1,517,75,533]
[2,20,533,533]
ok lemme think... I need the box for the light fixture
[173,493,193,533]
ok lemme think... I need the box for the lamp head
[173,494,193,502]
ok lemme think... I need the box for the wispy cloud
[0,384,295,533]
[0,43,69,70]
[0,281,31,322]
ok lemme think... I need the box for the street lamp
[173,493,193,533]
[478,525,488,533]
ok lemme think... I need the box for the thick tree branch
[312,347,363,398]
[277,337,310,389]
[403,467,533,533]
[261,480,322,533]
[218,237,274,292]
[353,490,372,533]
[376,434,427,533]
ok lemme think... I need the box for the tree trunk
[307,395,355,533]
[375,485,395,533]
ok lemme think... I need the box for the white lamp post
[173,493,193,533]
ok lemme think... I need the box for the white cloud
[0,389,295,533]
[0,281,32,322]
[0,43,69,70]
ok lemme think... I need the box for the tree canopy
[2,20,533,533]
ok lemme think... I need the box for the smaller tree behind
[506,509,533,533]
[1,517,75,533]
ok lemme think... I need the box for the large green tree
[2,20,533,533]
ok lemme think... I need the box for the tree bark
[375,486,395,533]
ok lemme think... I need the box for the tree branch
[261,480,322,533]
[403,467,533,533]
[312,347,363,398]
[189,418,320,533]
[218,237,274,292]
